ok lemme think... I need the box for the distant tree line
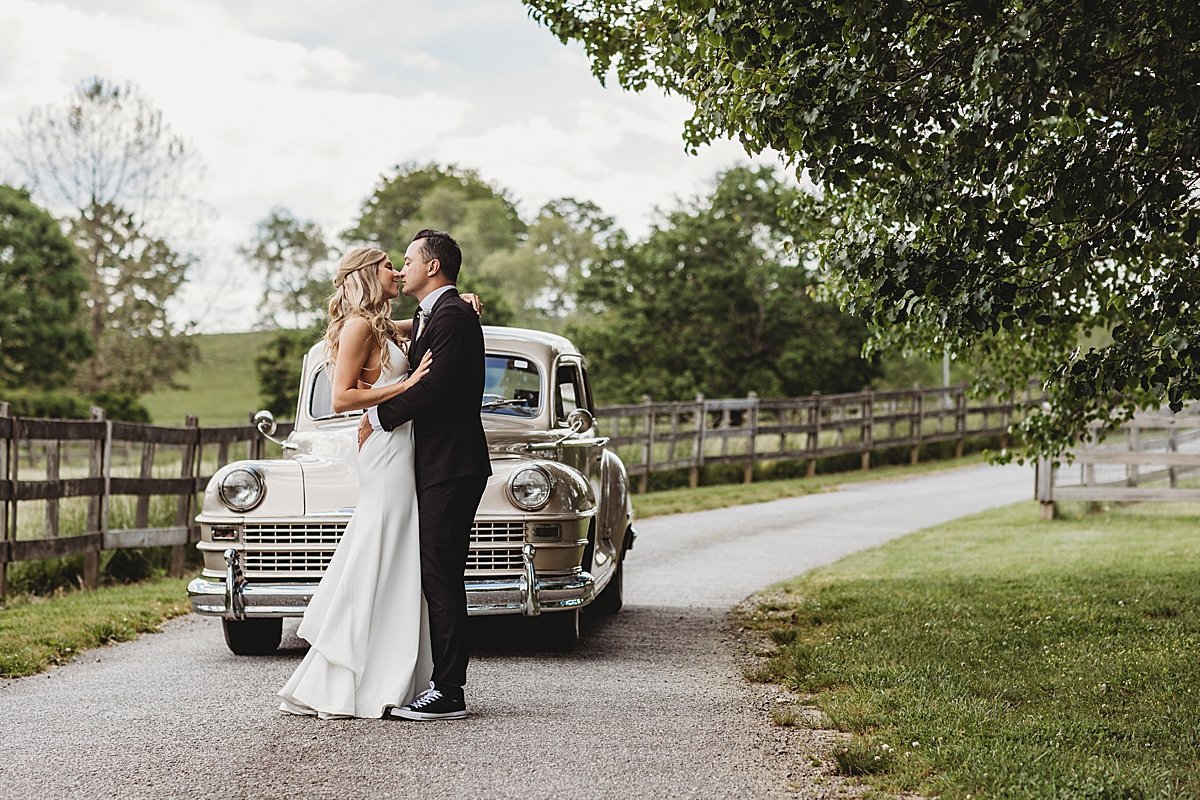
[246,161,896,415]
[0,76,921,423]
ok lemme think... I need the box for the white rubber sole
[387,706,468,721]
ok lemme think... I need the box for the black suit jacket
[377,288,492,490]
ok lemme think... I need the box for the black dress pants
[417,474,487,696]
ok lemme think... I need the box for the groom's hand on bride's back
[357,415,372,450]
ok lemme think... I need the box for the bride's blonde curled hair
[323,247,405,374]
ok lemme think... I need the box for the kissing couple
[278,229,491,721]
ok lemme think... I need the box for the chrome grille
[245,521,345,546]
[467,521,525,574]
[238,519,526,577]
[471,521,524,544]
[244,550,334,576]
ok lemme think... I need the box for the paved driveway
[0,463,1031,799]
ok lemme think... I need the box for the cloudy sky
[1,0,781,331]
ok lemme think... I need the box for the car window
[482,354,541,417]
[555,362,584,424]
[308,367,363,420]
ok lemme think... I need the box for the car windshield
[308,367,360,421]
[482,354,541,417]
[307,354,542,420]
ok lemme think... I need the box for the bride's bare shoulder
[338,315,372,343]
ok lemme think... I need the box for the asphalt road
[0,463,1031,800]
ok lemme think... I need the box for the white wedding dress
[278,340,432,719]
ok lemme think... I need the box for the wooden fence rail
[596,383,1024,493]
[0,405,293,600]
[1,383,1022,600]
[1036,410,1200,519]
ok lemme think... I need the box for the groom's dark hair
[412,229,462,282]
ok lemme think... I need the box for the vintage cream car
[187,326,635,654]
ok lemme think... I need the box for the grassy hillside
[141,331,278,425]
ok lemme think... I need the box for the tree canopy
[7,77,199,397]
[343,161,522,322]
[570,166,878,404]
[0,185,92,390]
[344,162,525,260]
[479,198,618,331]
[241,208,334,330]
[525,0,1200,456]
[71,201,195,396]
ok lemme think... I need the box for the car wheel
[222,618,282,655]
[536,608,580,652]
[589,558,623,614]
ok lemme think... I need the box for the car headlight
[218,467,265,512]
[508,465,553,511]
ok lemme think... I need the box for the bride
[277,246,477,719]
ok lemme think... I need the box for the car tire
[222,618,282,655]
[589,557,623,614]
[537,608,580,652]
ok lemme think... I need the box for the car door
[553,358,616,573]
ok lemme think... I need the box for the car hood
[205,420,597,519]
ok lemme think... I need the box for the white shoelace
[409,682,443,709]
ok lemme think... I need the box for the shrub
[0,389,150,421]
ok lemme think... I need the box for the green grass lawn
[631,454,985,519]
[742,500,1200,798]
[140,330,279,425]
[0,577,191,678]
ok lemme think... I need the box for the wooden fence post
[1000,394,1012,451]
[171,416,200,578]
[690,394,706,489]
[45,440,61,539]
[861,390,874,471]
[135,438,155,528]
[83,408,108,590]
[639,395,653,495]
[1168,424,1179,488]
[807,392,821,478]
[1126,425,1140,487]
[744,392,758,484]
[955,389,967,458]
[0,402,9,602]
[911,388,924,465]
[1036,456,1057,520]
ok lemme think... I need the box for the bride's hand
[461,293,483,317]
[402,350,433,390]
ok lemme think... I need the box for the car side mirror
[566,408,594,434]
[254,409,277,436]
[254,409,298,451]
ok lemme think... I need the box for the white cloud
[2,0,781,331]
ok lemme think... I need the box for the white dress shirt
[367,285,457,430]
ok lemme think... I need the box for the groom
[362,229,491,721]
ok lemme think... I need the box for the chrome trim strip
[186,571,596,619]
[222,548,245,621]
[521,543,540,617]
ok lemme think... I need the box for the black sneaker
[389,682,467,721]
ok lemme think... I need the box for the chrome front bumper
[187,546,594,620]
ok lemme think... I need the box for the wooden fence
[1036,409,1200,519]
[596,384,1024,493]
[0,405,292,600]
[1,383,1023,600]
